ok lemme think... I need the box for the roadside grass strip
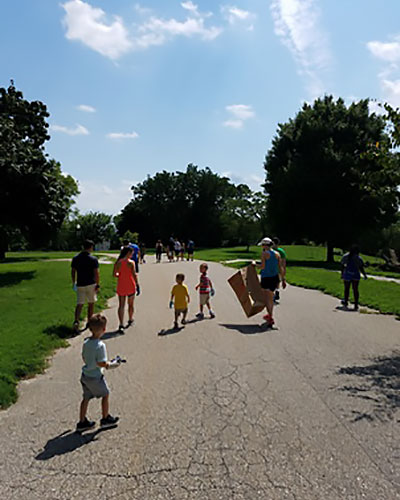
[287,267,400,317]
[0,258,116,409]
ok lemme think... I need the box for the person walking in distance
[155,239,163,263]
[71,239,100,333]
[254,237,286,328]
[340,245,367,311]
[113,247,140,332]
[272,237,287,303]
[122,239,141,274]
[187,239,195,261]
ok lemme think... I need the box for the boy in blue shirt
[77,314,120,432]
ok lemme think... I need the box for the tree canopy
[264,95,400,261]
[0,82,78,258]
[116,164,266,247]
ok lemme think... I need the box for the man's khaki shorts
[77,284,97,305]
[199,293,210,306]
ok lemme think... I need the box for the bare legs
[79,394,109,422]
[343,280,360,308]
[263,289,274,318]
[118,295,135,326]
[118,295,126,326]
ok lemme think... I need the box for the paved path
[1,259,399,499]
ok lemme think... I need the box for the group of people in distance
[155,237,195,263]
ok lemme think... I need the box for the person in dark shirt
[71,240,100,332]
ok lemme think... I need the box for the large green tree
[0,82,78,258]
[264,96,400,261]
[117,164,264,247]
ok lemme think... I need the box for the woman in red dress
[113,247,139,332]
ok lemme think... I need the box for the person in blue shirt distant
[340,245,367,311]
[122,239,140,273]
[253,237,286,328]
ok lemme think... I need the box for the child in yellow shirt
[170,273,190,328]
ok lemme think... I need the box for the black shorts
[261,275,280,292]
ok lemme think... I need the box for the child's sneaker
[196,312,204,319]
[118,324,124,333]
[274,291,280,302]
[209,311,215,318]
[76,417,95,432]
[127,319,134,327]
[174,321,179,329]
[100,415,119,428]
[181,318,186,325]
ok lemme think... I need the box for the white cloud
[223,104,255,128]
[77,179,135,214]
[367,35,400,107]
[136,15,221,48]
[51,124,89,136]
[62,0,221,58]
[223,119,243,129]
[226,104,255,120]
[270,0,331,98]
[221,5,255,26]
[77,104,96,113]
[367,39,400,64]
[382,79,400,107]
[107,131,139,140]
[181,1,199,16]
[62,0,132,60]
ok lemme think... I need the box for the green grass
[287,267,400,316]
[0,256,116,408]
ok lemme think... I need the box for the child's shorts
[175,308,188,315]
[199,293,210,306]
[81,374,109,400]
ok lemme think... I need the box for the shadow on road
[220,323,275,335]
[35,426,117,460]
[337,352,400,422]
[102,329,126,340]
[158,326,185,336]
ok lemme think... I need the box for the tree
[0,82,78,258]
[264,96,400,261]
[75,212,115,245]
[221,185,268,249]
[117,164,238,246]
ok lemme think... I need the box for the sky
[1,0,400,215]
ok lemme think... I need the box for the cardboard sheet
[227,264,265,318]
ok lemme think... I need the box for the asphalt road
[1,258,399,499]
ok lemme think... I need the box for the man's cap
[258,237,273,246]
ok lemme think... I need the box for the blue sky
[1,0,399,214]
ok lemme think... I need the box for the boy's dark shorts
[260,275,280,292]
[81,374,109,400]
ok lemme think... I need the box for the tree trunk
[326,242,334,263]
[0,227,8,260]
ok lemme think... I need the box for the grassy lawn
[0,254,116,408]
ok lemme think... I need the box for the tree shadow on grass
[35,426,117,460]
[0,270,36,288]
[43,324,77,339]
[337,352,400,422]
